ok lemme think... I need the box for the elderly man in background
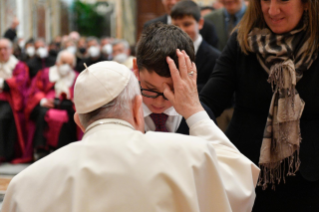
[25,50,79,160]
[3,18,19,42]
[112,39,134,69]
[3,53,258,211]
[0,38,29,163]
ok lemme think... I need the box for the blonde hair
[237,0,319,55]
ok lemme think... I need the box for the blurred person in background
[74,37,87,72]
[76,36,105,72]
[205,0,246,51]
[69,31,80,43]
[171,1,221,92]
[48,41,59,59]
[62,38,77,55]
[200,6,215,17]
[144,0,219,49]
[0,38,29,163]
[112,39,134,70]
[21,40,36,63]
[3,17,19,42]
[100,36,113,60]
[27,38,56,79]
[25,50,79,160]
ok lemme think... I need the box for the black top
[27,56,56,79]
[144,15,219,49]
[3,28,17,42]
[75,56,107,73]
[196,40,220,92]
[200,32,319,181]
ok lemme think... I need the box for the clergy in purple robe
[0,38,29,163]
[25,50,80,159]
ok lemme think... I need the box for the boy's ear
[133,58,140,80]
[198,17,204,31]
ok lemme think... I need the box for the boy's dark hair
[136,23,195,77]
[171,1,201,22]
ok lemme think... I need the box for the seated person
[2,60,259,212]
[171,0,221,92]
[134,23,215,134]
[112,39,134,69]
[27,38,56,79]
[75,36,106,72]
[0,38,29,163]
[25,50,79,159]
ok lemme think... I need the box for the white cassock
[2,112,259,212]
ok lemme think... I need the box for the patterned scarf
[247,22,317,189]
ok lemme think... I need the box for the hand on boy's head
[163,49,204,119]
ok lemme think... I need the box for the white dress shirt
[143,103,182,132]
[193,34,203,54]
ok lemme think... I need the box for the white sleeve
[0,78,4,89]
[188,110,260,212]
[40,98,48,106]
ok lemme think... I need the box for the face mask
[19,40,25,49]
[49,49,58,57]
[102,44,112,55]
[79,47,86,54]
[88,46,100,58]
[36,47,48,58]
[113,53,128,64]
[58,64,72,77]
[26,46,35,57]
[66,46,77,55]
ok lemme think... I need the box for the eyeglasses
[140,85,168,100]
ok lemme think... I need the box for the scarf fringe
[258,150,301,190]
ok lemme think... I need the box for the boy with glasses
[133,23,215,134]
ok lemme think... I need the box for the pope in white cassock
[2,51,259,212]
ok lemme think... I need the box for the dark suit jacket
[144,15,219,48]
[27,56,56,79]
[196,40,221,92]
[176,102,216,135]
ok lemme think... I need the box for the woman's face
[261,0,307,34]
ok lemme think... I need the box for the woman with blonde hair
[200,0,319,211]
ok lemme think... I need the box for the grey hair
[78,71,141,128]
[112,39,129,50]
[0,38,12,48]
[86,36,100,45]
[56,50,76,67]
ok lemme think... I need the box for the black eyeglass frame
[139,84,168,100]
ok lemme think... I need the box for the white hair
[0,38,12,48]
[78,71,141,128]
[56,50,76,67]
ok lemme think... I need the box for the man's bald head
[0,38,13,62]
[56,50,76,68]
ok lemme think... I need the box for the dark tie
[150,113,169,132]
[228,15,236,38]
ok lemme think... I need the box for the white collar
[167,15,172,25]
[193,35,203,54]
[142,103,180,117]
[0,55,19,79]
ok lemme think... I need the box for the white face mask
[58,64,72,77]
[102,44,112,55]
[26,46,35,57]
[19,40,25,49]
[113,53,128,64]
[88,46,100,58]
[36,47,48,58]
[66,46,77,55]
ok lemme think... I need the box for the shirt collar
[223,3,246,21]
[167,15,172,25]
[193,34,203,54]
[143,103,180,117]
